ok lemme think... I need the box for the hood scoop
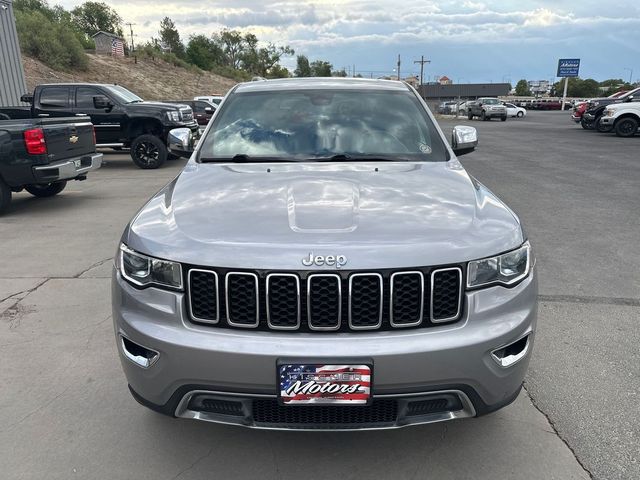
[288,180,359,233]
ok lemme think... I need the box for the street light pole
[397,54,401,81]
[624,68,634,84]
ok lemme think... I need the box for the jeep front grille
[187,266,463,332]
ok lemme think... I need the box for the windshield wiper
[200,154,300,163]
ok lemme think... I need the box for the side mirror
[204,107,214,114]
[451,126,478,156]
[627,96,634,102]
[168,128,195,158]
[93,95,112,110]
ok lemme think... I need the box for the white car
[194,95,224,106]
[599,97,640,137]
[504,103,527,118]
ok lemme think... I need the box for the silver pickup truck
[112,78,537,430]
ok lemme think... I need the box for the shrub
[15,10,88,71]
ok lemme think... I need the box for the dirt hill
[23,53,237,100]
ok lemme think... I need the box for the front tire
[468,112,473,120]
[130,135,167,169]
[0,177,11,215]
[25,181,67,198]
[481,111,487,121]
[614,117,639,137]
[500,116,507,122]
[517,111,524,118]
[581,117,594,130]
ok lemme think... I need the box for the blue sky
[58,0,640,83]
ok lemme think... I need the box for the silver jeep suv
[112,78,537,430]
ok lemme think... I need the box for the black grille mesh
[432,269,461,321]
[308,275,341,329]
[391,273,423,325]
[226,274,258,325]
[187,267,463,331]
[253,399,398,428]
[267,275,299,328]
[350,275,382,328]
[188,271,217,321]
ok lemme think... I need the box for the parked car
[437,101,458,114]
[164,100,216,126]
[0,115,102,214]
[468,98,507,121]
[194,95,224,106]
[599,97,640,137]
[571,101,589,123]
[580,87,640,131]
[113,78,536,430]
[503,103,526,118]
[0,83,200,169]
[457,101,469,115]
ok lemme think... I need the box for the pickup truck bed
[0,116,102,214]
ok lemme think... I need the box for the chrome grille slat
[188,269,219,324]
[225,272,259,328]
[390,272,424,327]
[430,267,463,323]
[348,273,383,330]
[266,273,300,330]
[307,274,342,331]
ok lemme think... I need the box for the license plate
[74,159,82,168]
[279,364,371,405]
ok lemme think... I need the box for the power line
[414,55,431,86]
[126,22,136,53]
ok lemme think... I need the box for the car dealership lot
[0,111,636,479]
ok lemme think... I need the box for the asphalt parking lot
[0,111,637,479]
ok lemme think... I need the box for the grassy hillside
[23,53,237,100]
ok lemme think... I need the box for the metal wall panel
[0,0,29,107]
[418,83,511,100]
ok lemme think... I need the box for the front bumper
[112,268,538,429]
[583,112,597,122]
[485,110,507,118]
[599,116,615,126]
[32,153,102,183]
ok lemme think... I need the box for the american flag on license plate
[111,39,124,57]
[279,364,371,405]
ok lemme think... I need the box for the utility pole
[353,64,356,78]
[397,54,401,80]
[414,55,431,86]
[126,22,136,53]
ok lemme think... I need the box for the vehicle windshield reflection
[199,89,448,163]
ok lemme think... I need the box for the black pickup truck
[0,83,199,169]
[0,116,102,214]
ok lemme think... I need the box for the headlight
[604,109,614,117]
[118,244,183,289]
[467,242,531,288]
[592,101,599,107]
[167,111,181,122]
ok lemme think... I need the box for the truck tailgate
[40,117,95,162]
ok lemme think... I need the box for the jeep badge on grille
[302,253,347,268]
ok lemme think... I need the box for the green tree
[294,55,311,77]
[159,17,185,57]
[71,1,123,37]
[515,79,531,96]
[186,34,223,70]
[15,8,88,70]
[310,60,332,77]
[215,29,245,69]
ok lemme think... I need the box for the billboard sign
[557,59,580,77]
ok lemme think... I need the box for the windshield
[104,85,143,104]
[198,89,448,162]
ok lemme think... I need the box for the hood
[127,101,184,111]
[126,160,523,270]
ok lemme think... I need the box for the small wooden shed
[92,31,125,56]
